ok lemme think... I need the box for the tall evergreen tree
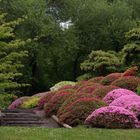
[0,12,28,94]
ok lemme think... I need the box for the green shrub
[0,94,17,109]
[20,96,40,109]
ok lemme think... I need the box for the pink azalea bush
[8,96,30,109]
[103,88,136,104]
[110,95,140,117]
[85,106,139,129]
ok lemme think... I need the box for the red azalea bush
[57,92,98,117]
[93,85,119,99]
[85,106,139,129]
[8,96,30,109]
[74,81,95,90]
[38,92,56,109]
[88,77,104,83]
[58,85,75,91]
[103,88,136,104]
[100,73,122,85]
[111,76,140,91]
[44,90,74,117]
[58,97,106,126]
[122,66,138,77]
[110,95,140,117]
[76,82,103,93]
[76,83,104,94]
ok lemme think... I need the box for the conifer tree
[0,12,28,94]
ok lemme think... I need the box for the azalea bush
[50,81,76,91]
[32,92,49,97]
[58,97,106,126]
[44,90,74,116]
[20,96,40,109]
[100,73,122,85]
[75,82,103,93]
[93,85,119,99]
[8,96,30,110]
[85,106,139,129]
[0,94,17,109]
[103,88,136,104]
[38,92,56,109]
[88,77,104,83]
[110,95,140,117]
[57,92,97,117]
[122,66,138,77]
[76,83,104,94]
[111,76,140,91]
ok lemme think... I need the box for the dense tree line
[0,0,139,95]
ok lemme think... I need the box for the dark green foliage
[80,50,122,75]
[0,94,17,109]
[122,27,140,67]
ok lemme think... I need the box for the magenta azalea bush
[110,95,140,117]
[8,96,30,109]
[85,106,139,129]
[103,88,136,104]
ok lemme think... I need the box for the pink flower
[85,106,139,129]
[103,88,136,104]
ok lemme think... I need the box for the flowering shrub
[100,73,122,85]
[8,96,30,109]
[85,106,138,128]
[93,85,119,99]
[20,96,40,109]
[38,92,56,109]
[50,81,76,91]
[76,82,103,93]
[44,90,74,117]
[76,83,104,94]
[88,77,104,83]
[111,76,140,91]
[32,92,49,97]
[58,97,106,126]
[74,81,93,90]
[122,66,138,77]
[57,92,97,117]
[103,88,136,104]
[58,85,74,91]
[110,95,140,117]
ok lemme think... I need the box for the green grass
[0,127,140,140]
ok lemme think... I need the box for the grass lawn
[0,127,140,140]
